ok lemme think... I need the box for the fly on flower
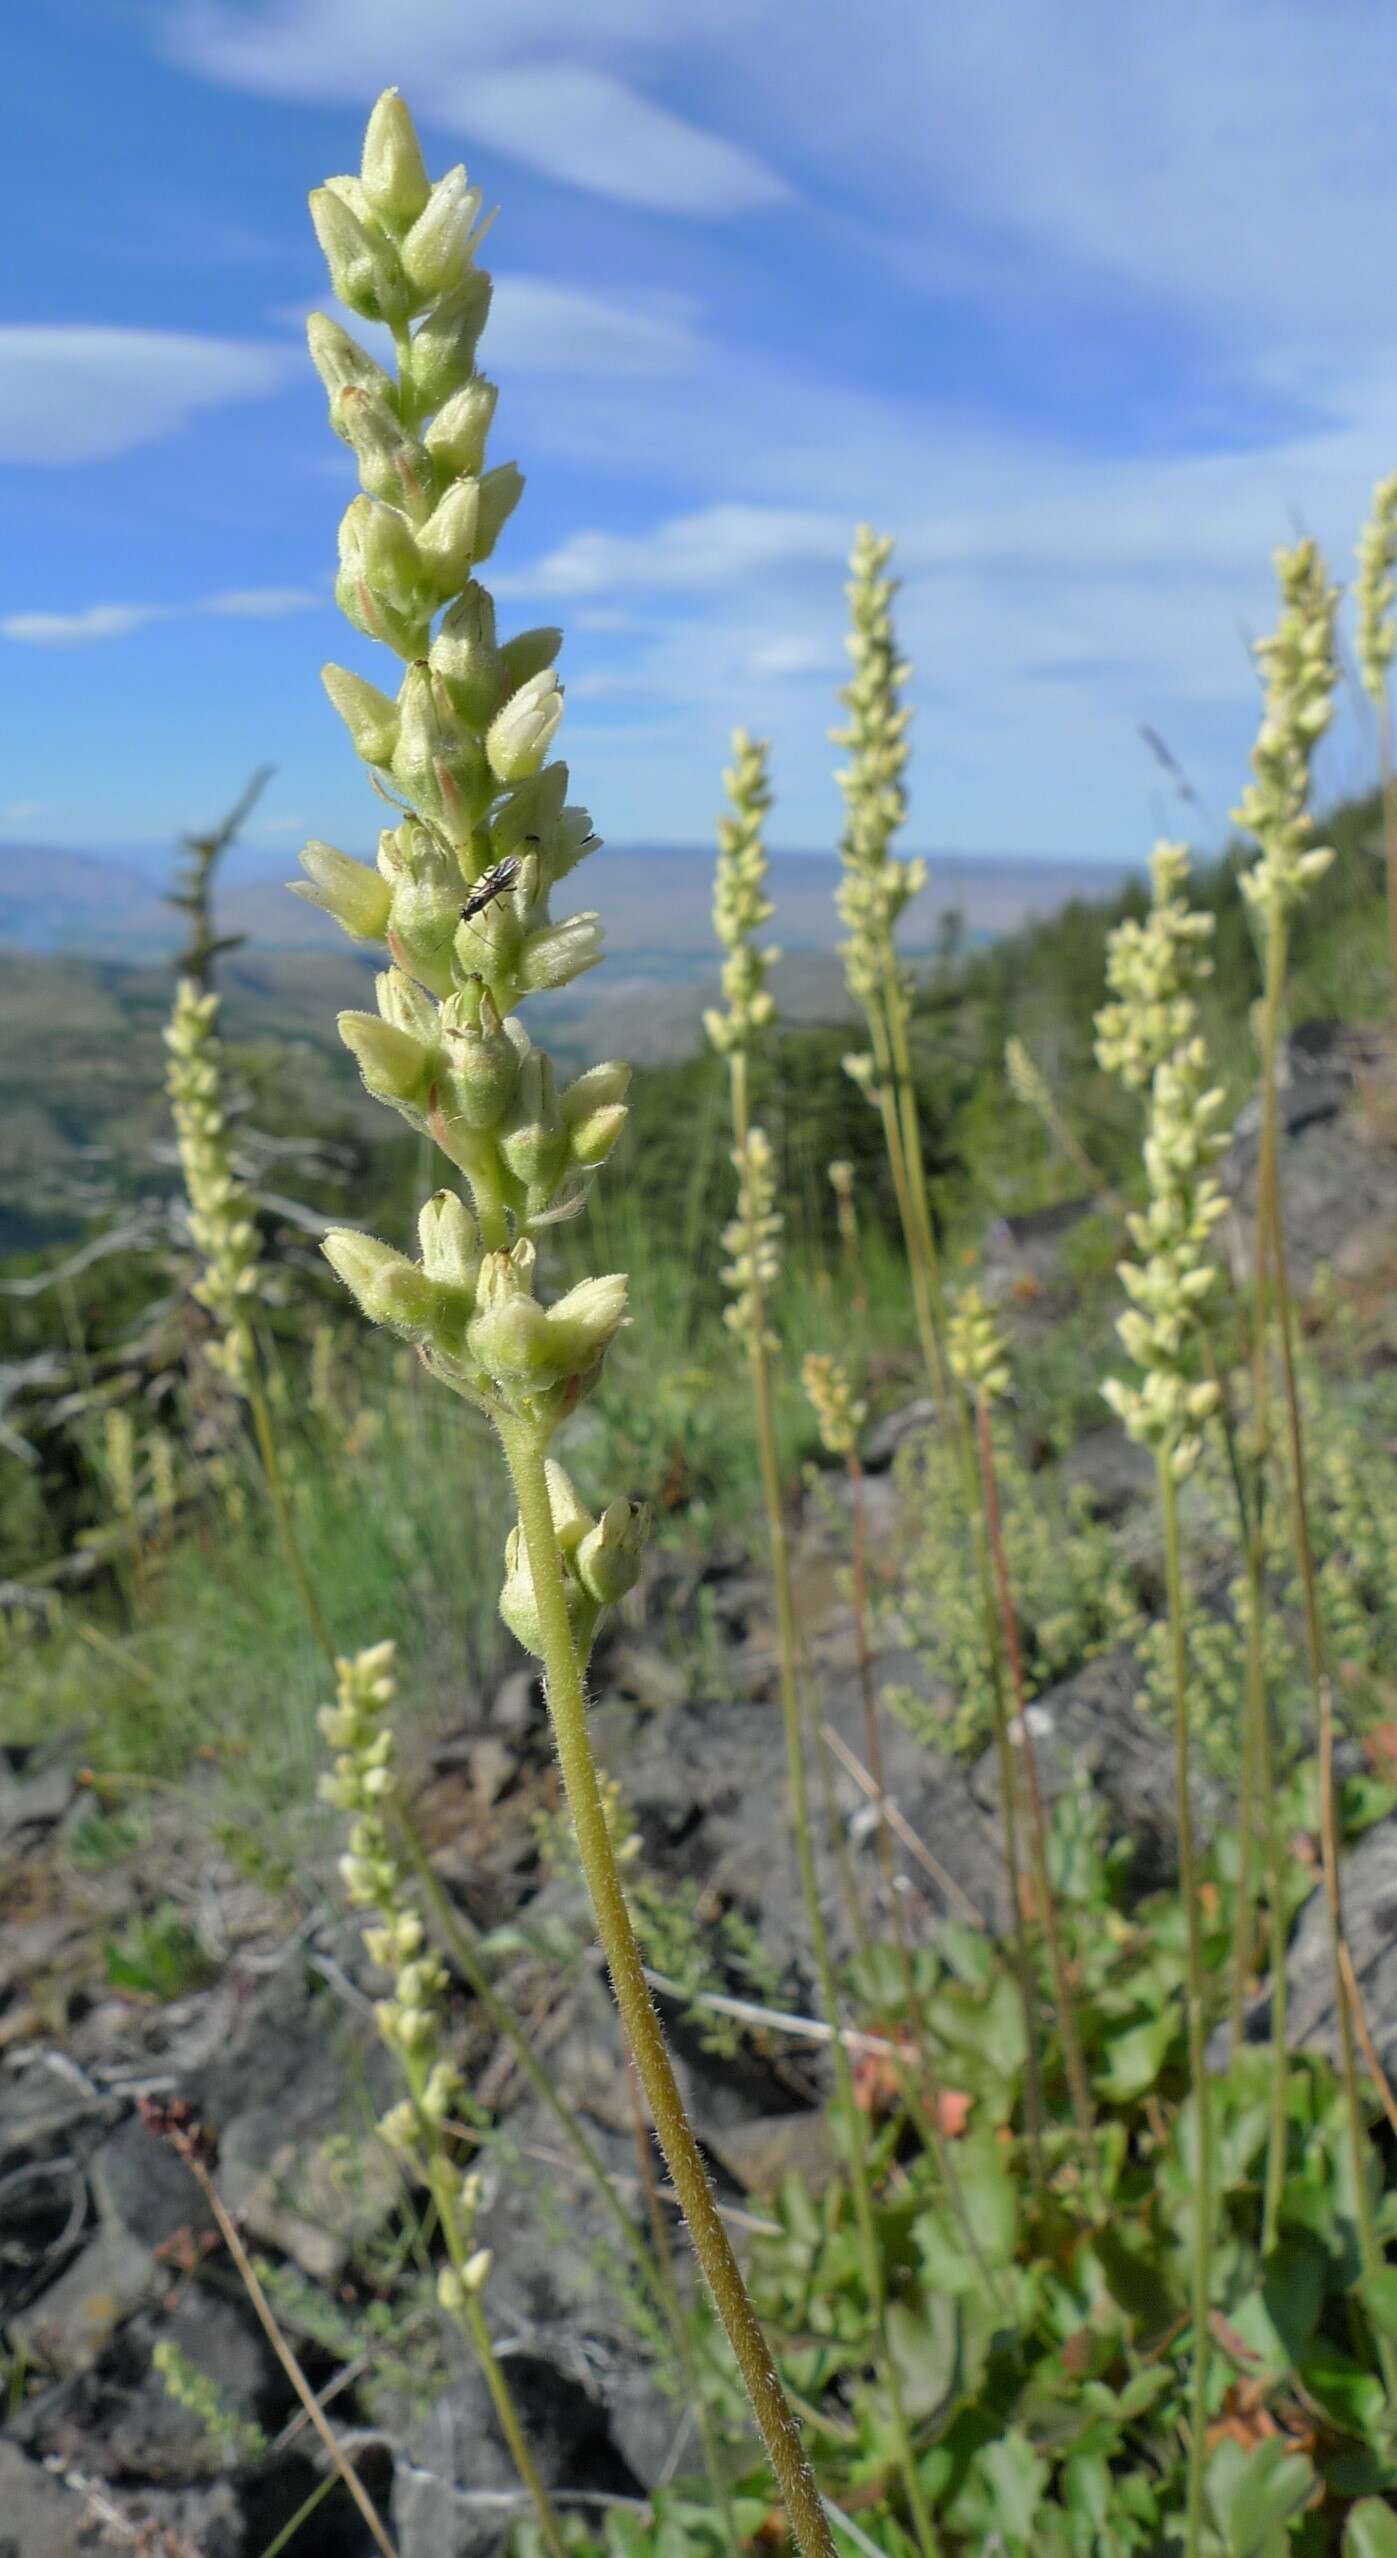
[461,855,521,923]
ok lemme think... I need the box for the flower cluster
[1094,842,1215,1091]
[703,730,778,1055]
[1356,472,1397,708]
[164,980,263,1393]
[499,1458,646,1663]
[802,1351,866,1457]
[833,526,925,1033]
[947,1286,1011,1404]
[722,1127,782,1352]
[1233,539,1339,926]
[298,91,628,1430]
[318,1641,465,2158]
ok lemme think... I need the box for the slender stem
[859,975,1045,2174]
[243,1336,336,1669]
[728,1051,939,2558]
[496,1414,836,2558]
[407,2075,567,2558]
[624,2058,745,2557]
[1380,698,1397,1020]
[1265,1189,1397,2398]
[846,1450,1008,2306]
[180,2146,399,2558]
[395,1810,676,2325]
[1250,917,1290,2251]
[975,1395,1094,2145]
[1157,1457,1214,2558]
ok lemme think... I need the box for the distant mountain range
[0,838,1129,968]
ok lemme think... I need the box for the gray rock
[1279,1814,1397,2083]
[90,2113,214,2254]
[0,2442,101,2557]
[190,1964,397,2281]
[396,2354,639,2558]
[1060,1425,1157,1524]
[970,1647,1227,1893]
[864,1397,937,1472]
[0,1756,77,1844]
[7,2219,153,2374]
[1221,1031,1397,1297]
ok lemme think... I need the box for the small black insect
[460,856,520,923]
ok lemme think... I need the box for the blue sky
[4,0,1397,869]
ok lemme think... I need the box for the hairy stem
[1250,917,1291,2251]
[243,1337,336,1669]
[496,1414,835,2558]
[1158,1458,1214,2558]
[975,1394,1094,2144]
[1266,1191,1397,2397]
[728,1050,939,2556]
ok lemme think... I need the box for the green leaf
[1260,2232,1327,2365]
[883,2293,959,2422]
[1360,2265,1397,2344]
[977,2433,1049,2543]
[1345,2500,1397,2558]
[1209,2437,1316,2557]
[1096,2007,1177,2102]
[1299,2343,1385,2437]
[955,2129,1018,2264]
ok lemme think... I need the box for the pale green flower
[1356,471,1397,707]
[704,729,778,1055]
[1234,538,1339,924]
[163,979,264,1394]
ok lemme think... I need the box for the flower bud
[462,2248,493,2294]
[499,1524,599,1656]
[336,497,429,653]
[415,478,482,595]
[292,840,392,941]
[419,1188,480,1286]
[322,663,401,766]
[497,1051,566,1189]
[490,763,568,860]
[430,583,504,724]
[543,1460,595,1553]
[307,313,396,406]
[499,627,563,692]
[568,1103,628,1168]
[406,272,493,410]
[391,663,489,838]
[470,462,525,565]
[402,165,486,298]
[309,184,407,326]
[438,986,521,1128]
[467,1255,552,1382]
[332,385,431,515]
[375,959,438,1041]
[486,671,563,784]
[338,1010,433,1108]
[517,912,603,994]
[323,1229,436,1334]
[575,1499,648,1605]
[561,1060,631,1125]
[424,377,498,478]
[544,1272,629,1374]
[360,88,431,230]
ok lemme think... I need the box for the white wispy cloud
[502,505,849,597]
[164,1,788,216]
[0,326,292,464]
[1,587,323,645]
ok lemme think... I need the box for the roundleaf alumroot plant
[296,92,832,2556]
[1355,469,1397,1007]
[711,737,939,2558]
[1097,839,1229,2558]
